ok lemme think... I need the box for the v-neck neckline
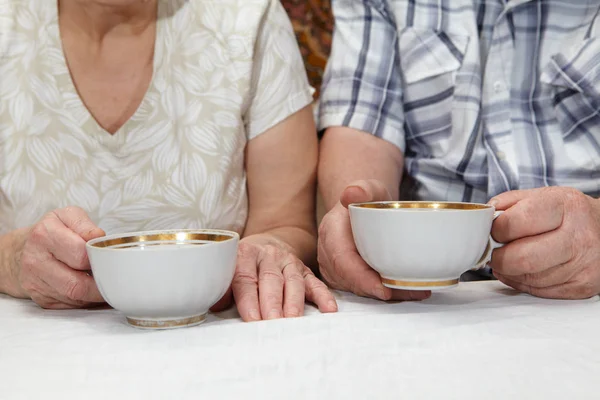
[49,1,163,149]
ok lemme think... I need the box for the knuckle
[286,270,305,284]
[306,275,326,292]
[21,280,37,293]
[237,242,257,259]
[258,268,284,283]
[61,205,85,216]
[19,252,37,271]
[317,218,328,239]
[263,245,284,260]
[71,247,89,269]
[30,291,51,308]
[514,250,535,274]
[562,188,589,212]
[579,284,596,299]
[574,269,597,298]
[37,300,55,309]
[520,273,537,286]
[232,270,257,285]
[233,288,255,304]
[29,223,49,243]
[63,277,87,301]
[517,201,537,227]
[330,252,347,280]
[264,294,283,307]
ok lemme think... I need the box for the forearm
[318,127,405,211]
[0,228,27,298]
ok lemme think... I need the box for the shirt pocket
[398,28,469,155]
[540,37,600,169]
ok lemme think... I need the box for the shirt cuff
[246,88,315,141]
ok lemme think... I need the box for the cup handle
[472,211,505,270]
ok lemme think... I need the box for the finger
[332,250,393,300]
[494,272,599,300]
[340,179,392,208]
[30,289,89,309]
[210,286,233,313]
[53,206,105,241]
[390,289,432,301]
[303,267,338,313]
[38,216,91,271]
[232,243,261,322]
[491,195,564,243]
[257,248,285,320]
[319,206,393,300]
[493,262,578,289]
[281,257,306,318]
[41,259,104,303]
[488,189,541,210]
[490,230,574,276]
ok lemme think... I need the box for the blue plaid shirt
[318,0,600,203]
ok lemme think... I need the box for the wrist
[241,231,294,253]
[242,226,316,266]
[0,229,28,298]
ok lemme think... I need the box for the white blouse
[0,0,313,235]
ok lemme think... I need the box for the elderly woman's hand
[212,234,338,321]
[6,206,106,309]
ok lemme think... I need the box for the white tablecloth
[1,281,599,400]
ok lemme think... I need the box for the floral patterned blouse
[0,0,314,235]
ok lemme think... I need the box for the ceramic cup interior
[348,201,497,290]
[86,229,239,329]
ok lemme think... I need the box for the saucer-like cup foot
[126,313,207,330]
[381,277,459,291]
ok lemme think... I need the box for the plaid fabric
[318,0,600,203]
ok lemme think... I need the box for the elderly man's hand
[317,179,431,302]
[8,207,106,309]
[489,187,600,299]
[211,233,338,322]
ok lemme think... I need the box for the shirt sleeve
[243,0,315,141]
[317,0,406,152]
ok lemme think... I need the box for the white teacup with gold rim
[348,201,502,290]
[86,229,238,329]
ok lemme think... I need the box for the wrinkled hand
[489,187,600,299]
[317,179,431,301]
[11,206,106,309]
[212,234,338,321]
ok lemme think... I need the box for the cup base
[381,277,459,291]
[126,313,207,330]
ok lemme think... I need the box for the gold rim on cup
[126,313,208,329]
[88,230,237,250]
[381,278,460,288]
[351,201,492,210]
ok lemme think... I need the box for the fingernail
[267,309,281,319]
[248,309,261,321]
[328,300,338,311]
[287,307,301,317]
[374,288,387,300]
[417,291,432,300]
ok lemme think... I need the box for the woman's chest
[0,38,253,234]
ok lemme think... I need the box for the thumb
[54,206,105,241]
[340,179,393,208]
[488,189,532,211]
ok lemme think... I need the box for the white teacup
[348,201,502,290]
[86,229,239,329]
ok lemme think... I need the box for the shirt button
[493,81,504,93]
